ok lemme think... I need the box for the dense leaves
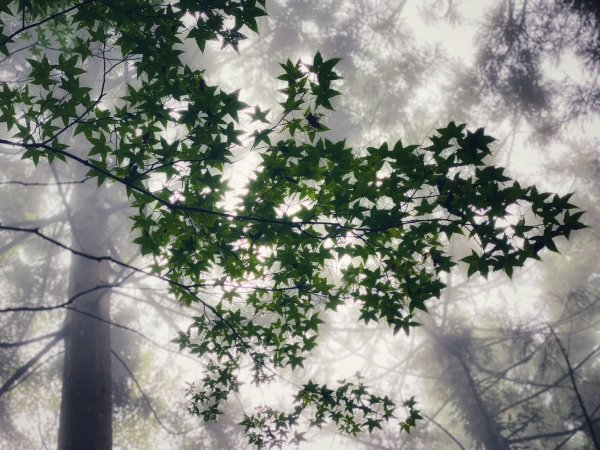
[0,1,585,447]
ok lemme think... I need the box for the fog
[1,1,599,449]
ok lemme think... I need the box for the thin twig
[550,327,600,449]
[111,349,191,435]
[0,330,62,348]
[1,1,96,46]
[0,332,63,397]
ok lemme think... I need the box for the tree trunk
[430,328,510,450]
[58,183,112,450]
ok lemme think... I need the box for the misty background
[1,1,599,449]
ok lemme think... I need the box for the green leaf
[249,105,270,123]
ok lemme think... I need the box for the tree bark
[58,183,112,450]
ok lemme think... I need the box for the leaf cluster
[0,1,586,447]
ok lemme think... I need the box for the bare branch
[0,330,62,348]
[0,179,88,187]
[499,344,600,413]
[66,306,200,363]
[509,417,600,445]
[0,332,63,397]
[111,349,191,436]
[421,413,466,450]
[551,328,600,449]
[0,277,130,314]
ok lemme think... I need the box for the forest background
[0,1,598,449]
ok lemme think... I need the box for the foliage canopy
[0,1,585,447]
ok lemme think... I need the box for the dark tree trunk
[431,329,510,450]
[58,183,112,450]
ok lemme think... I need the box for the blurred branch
[0,330,62,348]
[421,413,466,450]
[0,278,129,313]
[0,233,30,256]
[0,178,88,186]
[551,327,600,449]
[67,306,199,363]
[0,222,266,368]
[1,212,67,232]
[0,224,228,313]
[500,343,600,413]
[0,332,63,397]
[111,349,191,436]
[509,417,600,445]
[0,41,35,63]
[0,1,95,46]
[373,0,407,31]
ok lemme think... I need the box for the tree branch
[111,349,191,436]
[0,222,283,373]
[551,328,600,449]
[67,306,200,363]
[0,1,96,46]
[421,413,466,450]
[0,332,63,397]
[0,138,463,234]
[0,178,88,186]
[508,417,600,444]
[499,343,600,413]
[0,330,62,348]
[0,277,129,313]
